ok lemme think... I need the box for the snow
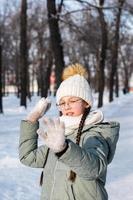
[0,93,133,200]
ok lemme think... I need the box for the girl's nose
[64,103,71,109]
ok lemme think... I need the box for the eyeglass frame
[56,98,83,110]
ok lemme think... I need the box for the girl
[19,63,120,200]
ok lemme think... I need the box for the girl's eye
[69,100,77,103]
[59,102,65,106]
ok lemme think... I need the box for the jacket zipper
[50,160,58,200]
[71,184,76,200]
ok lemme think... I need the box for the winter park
[0,0,133,200]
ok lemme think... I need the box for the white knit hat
[56,74,93,106]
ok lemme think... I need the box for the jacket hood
[85,121,120,164]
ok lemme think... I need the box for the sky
[0,92,133,199]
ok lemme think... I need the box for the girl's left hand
[37,117,66,153]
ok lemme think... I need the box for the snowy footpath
[0,93,133,200]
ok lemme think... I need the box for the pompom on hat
[62,63,89,80]
[56,63,93,107]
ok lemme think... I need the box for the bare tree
[109,0,125,102]
[120,42,133,93]
[97,0,108,107]
[20,0,28,107]
[47,0,65,88]
[28,2,53,97]
[0,41,3,113]
[37,48,53,97]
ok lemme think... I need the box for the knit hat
[56,74,93,106]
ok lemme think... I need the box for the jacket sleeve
[57,131,109,180]
[19,120,49,168]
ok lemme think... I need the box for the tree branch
[58,0,64,13]
[73,0,122,10]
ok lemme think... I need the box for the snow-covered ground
[0,92,133,200]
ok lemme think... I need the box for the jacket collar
[60,110,104,136]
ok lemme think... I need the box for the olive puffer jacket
[19,120,120,200]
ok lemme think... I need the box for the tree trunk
[15,48,21,98]
[124,65,129,93]
[47,0,65,88]
[39,58,45,97]
[97,1,108,108]
[38,49,53,98]
[0,43,3,113]
[20,0,28,107]
[42,49,53,97]
[115,70,119,97]
[120,49,129,93]
[109,0,125,102]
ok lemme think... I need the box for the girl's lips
[66,112,74,116]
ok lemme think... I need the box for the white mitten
[37,117,66,153]
[26,98,51,123]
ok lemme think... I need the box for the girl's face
[57,96,89,116]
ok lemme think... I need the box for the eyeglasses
[56,98,82,110]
